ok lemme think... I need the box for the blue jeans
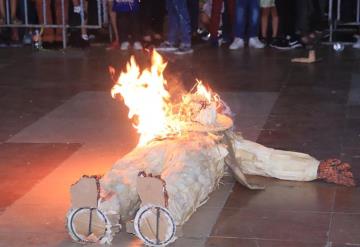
[166,0,191,46]
[234,0,260,38]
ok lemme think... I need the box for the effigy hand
[317,159,356,187]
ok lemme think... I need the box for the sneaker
[249,37,265,48]
[106,41,120,51]
[229,37,244,50]
[353,40,360,49]
[155,41,177,52]
[174,45,193,55]
[270,37,293,50]
[133,41,143,50]
[22,33,33,45]
[287,36,303,48]
[120,41,130,50]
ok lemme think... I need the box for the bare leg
[270,7,278,38]
[0,0,5,21]
[261,7,270,39]
[10,0,18,21]
[36,0,55,42]
[107,2,119,49]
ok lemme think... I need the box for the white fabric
[100,133,228,225]
[230,134,319,181]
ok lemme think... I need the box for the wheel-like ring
[134,204,176,246]
[66,207,110,243]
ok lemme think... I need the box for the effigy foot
[317,159,356,187]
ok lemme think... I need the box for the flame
[111,51,225,146]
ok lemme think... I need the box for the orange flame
[111,51,224,146]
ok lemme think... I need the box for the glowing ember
[111,51,224,147]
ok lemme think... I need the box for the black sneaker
[287,36,303,48]
[270,37,292,50]
[174,45,193,55]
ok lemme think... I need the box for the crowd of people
[0,0,359,52]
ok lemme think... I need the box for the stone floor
[0,44,359,247]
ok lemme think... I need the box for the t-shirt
[113,0,140,12]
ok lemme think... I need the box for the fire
[111,51,224,147]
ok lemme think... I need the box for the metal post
[61,0,66,48]
[357,0,360,23]
[337,0,341,22]
[329,0,333,42]
[24,0,29,25]
[5,0,10,24]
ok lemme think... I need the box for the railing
[328,0,360,43]
[0,0,109,48]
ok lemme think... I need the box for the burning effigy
[66,51,355,246]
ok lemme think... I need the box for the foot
[133,41,143,50]
[120,41,130,50]
[249,37,265,49]
[229,37,244,50]
[11,18,22,25]
[317,159,356,187]
[291,50,317,63]
[155,41,177,52]
[137,172,168,207]
[174,44,193,55]
[106,41,120,51]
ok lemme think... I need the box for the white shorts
[260,0,275,8]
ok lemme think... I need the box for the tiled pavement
[0,45,359,247]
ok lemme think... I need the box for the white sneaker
[249,37,265,49]
[133,41,143,50]
[229,38,244,50]
[120,41,130,50]
[354,41,360,49]
[353,36,360,49]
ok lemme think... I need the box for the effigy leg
[226,131,356,187]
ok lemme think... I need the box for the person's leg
[166,0,179,45]
[172,0,191,47]
[10,0,20,22]
[233,0,246,39]
[0,0,5,22]
[117,12,130,43]
[186,0,199,34]
[54,0,69,42]
[109,1,119,44]
[296,0,310,35]
[130,11,141,44]
[270,6,278,37]
[209,0,223,39]
[261,7,270,39]
[152,0,165,40]
[140,0,152,41]
[36,0,55,42]
[248,0,260,38]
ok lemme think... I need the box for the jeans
[166,0,191,46]
[233,0,260,38]
[186,0,199,33]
